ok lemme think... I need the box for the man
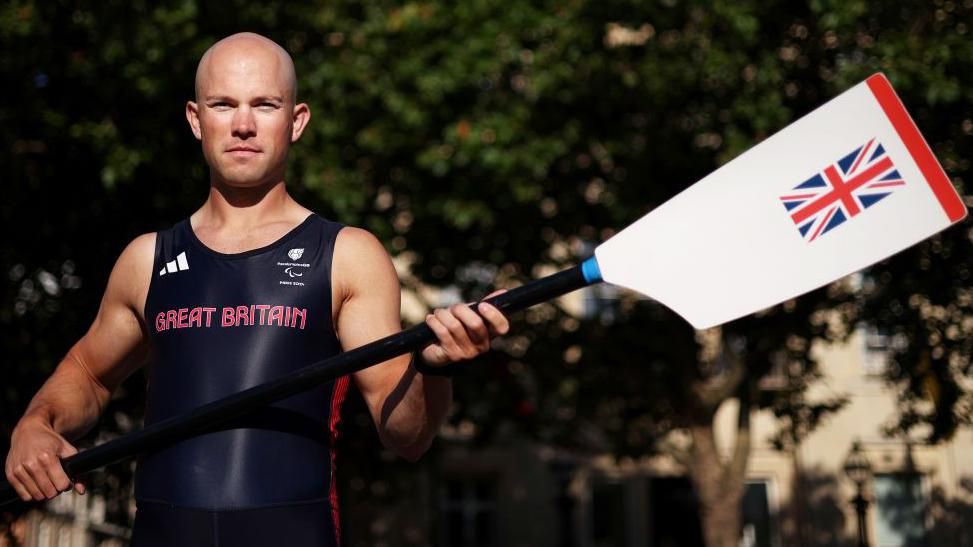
[4,32,508,546]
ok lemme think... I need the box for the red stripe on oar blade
[866,73,967,222]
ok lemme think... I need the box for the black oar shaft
[1,264,592,506]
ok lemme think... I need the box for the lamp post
[843,440,873,547]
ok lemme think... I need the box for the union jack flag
[780,138,905,242]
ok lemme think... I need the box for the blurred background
[2,1,972,546]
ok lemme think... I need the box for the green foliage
[820,0,973,442]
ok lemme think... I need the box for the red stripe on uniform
[866,73,966,222]
[329,375,351,546]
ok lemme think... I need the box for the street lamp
[843,440,873,547]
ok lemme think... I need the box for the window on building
[757,357,789,391]
[861,326,908,377]
[741,480,778,547]
[440,477,497,547]
[549,461,578,547]
[649,477,705,547]
[591,480,626,547]
[874,473,926,547]
[862,326,891,375]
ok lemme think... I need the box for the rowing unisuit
[133,214,348,547]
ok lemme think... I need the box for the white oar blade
[595,73,966,329]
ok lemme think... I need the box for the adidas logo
[159,251,189,277]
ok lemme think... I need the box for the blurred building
[392,265,973,547]
[431,326,973,547]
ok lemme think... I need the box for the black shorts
[131,498,338,547]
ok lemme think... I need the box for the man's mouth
[226,145,261,154]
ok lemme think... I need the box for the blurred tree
[0,1,969,546]
[290,3,850,545]
[846,4,973,444]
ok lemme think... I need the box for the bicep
[332,229,410,414]
[68,234,155,394]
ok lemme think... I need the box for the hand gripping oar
[1,73,965,505]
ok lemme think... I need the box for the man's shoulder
[332,226,396,292]
[111,232,158,288]
[101,232,157,312]
[333,226,393,266]
[120,232,158,267]
[334,225,381,250]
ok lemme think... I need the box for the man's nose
[231,107,256,138]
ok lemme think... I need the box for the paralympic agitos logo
[278,248,310,286]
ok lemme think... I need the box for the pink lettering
[156,305,307,331]
[222,307,235,327]
[256,305,271,325]
[291,307,306,330]
[188,307,203,328]
[268,306,283,326]
[236,305,250,327]
[203,307,216,327]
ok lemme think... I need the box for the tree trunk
[687,387,753,547]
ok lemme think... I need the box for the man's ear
[290,103,311,142]
[186,101,202,141]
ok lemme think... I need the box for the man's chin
[214,170,275,189]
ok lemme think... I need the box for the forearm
[377,364,452,461]
[19,351,112,441]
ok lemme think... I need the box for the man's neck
[195,179,306,231]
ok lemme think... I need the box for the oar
[1,73,964,506]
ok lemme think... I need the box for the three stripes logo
[159,251,190,277]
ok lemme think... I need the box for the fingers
[477,301,510,336]
[424,296,510,366]
[479,289,510,336]
[51,442,77,493]
[57,443,85,495]
[425,305,481,361]
[450,304,491,349]
[14,460,52,501]
[6,420,79,502]
[26,451,70,500]
[7,467,38,502]
[7,448,74,502]
[29,454,62,499]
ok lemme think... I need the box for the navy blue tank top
[137,214,348,512]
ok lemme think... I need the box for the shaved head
[195,32,298,103]
[186,32,311,189]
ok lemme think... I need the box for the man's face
[187,42,309,188]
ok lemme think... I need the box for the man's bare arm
[333,228,507,462]
[5,233,155,501]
